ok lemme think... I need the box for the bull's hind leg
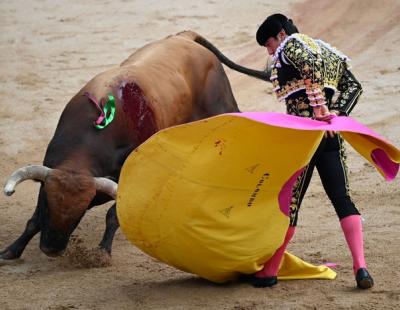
[0,207,40,260]
[202,63,241,115]
[98,204,119,254]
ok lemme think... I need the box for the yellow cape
[117,113,399,283]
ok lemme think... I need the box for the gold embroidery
[297,102,309,110]
[275,78,306,101]
[272,33,361,117]
[296,33,320,54]
[273,34,349,106]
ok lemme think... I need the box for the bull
[1,31,270,261]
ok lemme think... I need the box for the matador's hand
[313,105,332,121]
[313,106,338,137]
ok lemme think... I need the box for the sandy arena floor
[1,0,399,309]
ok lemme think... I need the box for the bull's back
[121,35,223,128]
[83,33,224,130]
[83,31,239,132]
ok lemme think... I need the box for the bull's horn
[94,177,118,200]
[4,165,52,196]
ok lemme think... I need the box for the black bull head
[3,165,117,257]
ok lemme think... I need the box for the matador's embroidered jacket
[270,33,362,117]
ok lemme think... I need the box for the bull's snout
[40,230,69,257]
[39,244,66,257]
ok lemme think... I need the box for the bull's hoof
[0,249,23,266]
[0,248,20,260]
[88,247,112,268]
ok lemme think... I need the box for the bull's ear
[4,165,52,196]
[94,177,117,199]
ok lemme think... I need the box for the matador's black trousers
[290,134,360,226]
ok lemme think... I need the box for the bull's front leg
[98,204,119,254]
[0,207,40,260]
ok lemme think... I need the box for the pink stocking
[340,215,367,274]
[255,226,295,278]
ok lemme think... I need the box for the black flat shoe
[239,274,278,288]
[355,268,374,289]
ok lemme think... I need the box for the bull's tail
[178,30,271,82]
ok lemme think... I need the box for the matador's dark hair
[256,14,299,46]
